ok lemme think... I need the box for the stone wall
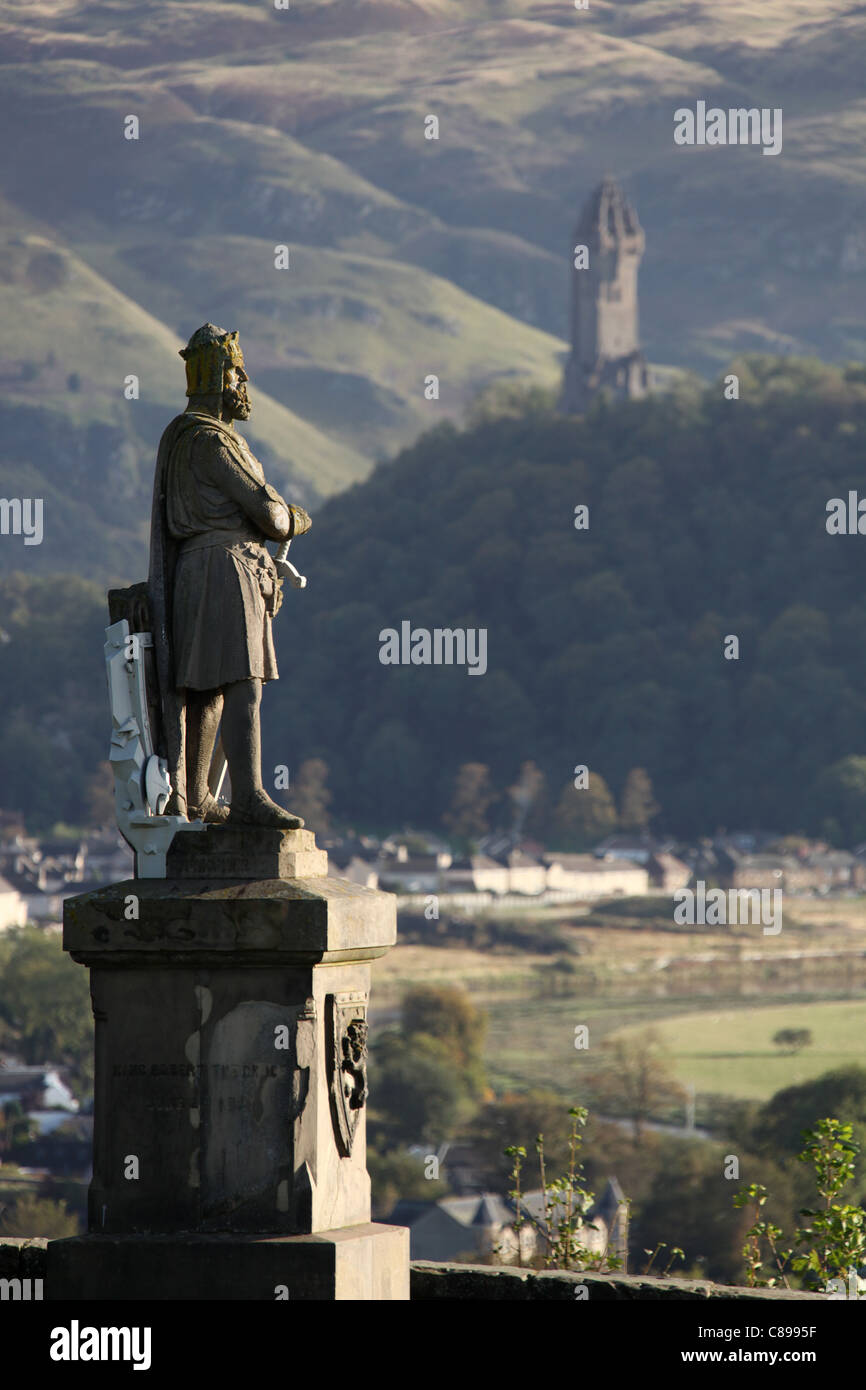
[0,1241,824,1299]
[410,1261,822,1301]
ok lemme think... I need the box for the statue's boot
[227,789,304,830]
[188,792,231,825]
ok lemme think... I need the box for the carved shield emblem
[327,992,368,1157]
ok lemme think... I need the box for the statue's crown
[179,323,245,396]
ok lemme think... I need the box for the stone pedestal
[56,826,408,1300]
[48,1226,409,1302]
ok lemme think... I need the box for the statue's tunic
[156,413,290,691]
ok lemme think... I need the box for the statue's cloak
[148,413,202,812]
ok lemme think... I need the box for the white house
[504,849,547,895]
[0,873,27,930]
[328,856,379,890]
[544,854,649,897]
[441,855,510,895]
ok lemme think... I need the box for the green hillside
[0,0,863,551]
[0,221,370,578]
[86,234,565,460]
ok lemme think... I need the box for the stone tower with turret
[560,176,649,413]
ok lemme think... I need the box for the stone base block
[166,825,328,880]
[48,1223,409,1301]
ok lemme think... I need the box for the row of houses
[327,830,866,902]
[2,824,864,929]
[0,830,132,929]
[693,845,866,894]
[390,1178,628,1268]
[329,839,689,900]
[377,849,657,899]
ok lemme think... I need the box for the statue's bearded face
[223,366,251,420]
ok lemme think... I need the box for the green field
[611,1000,866,1101]
[481,990,866,1104]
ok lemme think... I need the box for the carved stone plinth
[166,824,328,881]
[60,830,406,1298]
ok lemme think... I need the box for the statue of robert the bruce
[148,322,310,829]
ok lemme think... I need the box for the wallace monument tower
[560,176,650,413]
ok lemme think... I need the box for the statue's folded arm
[195,433,292,541]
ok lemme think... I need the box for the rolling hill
[0,0,864,578]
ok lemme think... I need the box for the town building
[543,853,649,898]
[390,1179,629,1268]
[0,873,27,930]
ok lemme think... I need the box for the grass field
[480,992,866,1105]
[376,899,866,1105]
[610,999,866,1101]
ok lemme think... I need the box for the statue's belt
[177,526,264,553]
[176,528,280,613]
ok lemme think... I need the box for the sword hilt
[274,536,307,588]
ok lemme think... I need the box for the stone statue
[148,323,311,829]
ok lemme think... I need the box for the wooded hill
[264,356,866,840]
[4,355,866,838]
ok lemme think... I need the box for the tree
[752,1068,866,1195]
[734,1120,866,1291]
[368,1146,449,1221]
[462,1090,574,1188]
[402,985,487,1100]
[465,381,557,427]
[370,987,488,1146]
[0,1100,33,1158]
[584,1029,685,1143]
[358,719,426,825]
[550,772,617,851]
[370,1032,464,1145]
[619,768,659,834]
[0,1193,79,1239]
[288,758,332,832]
[442,763,495,843]
[813,756,866,845]
[638,1140,797,1284]
[773,1028,813,1055]
[0,928,93,1089]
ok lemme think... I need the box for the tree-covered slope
[263,357,866,837]
[4,356,866,837]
